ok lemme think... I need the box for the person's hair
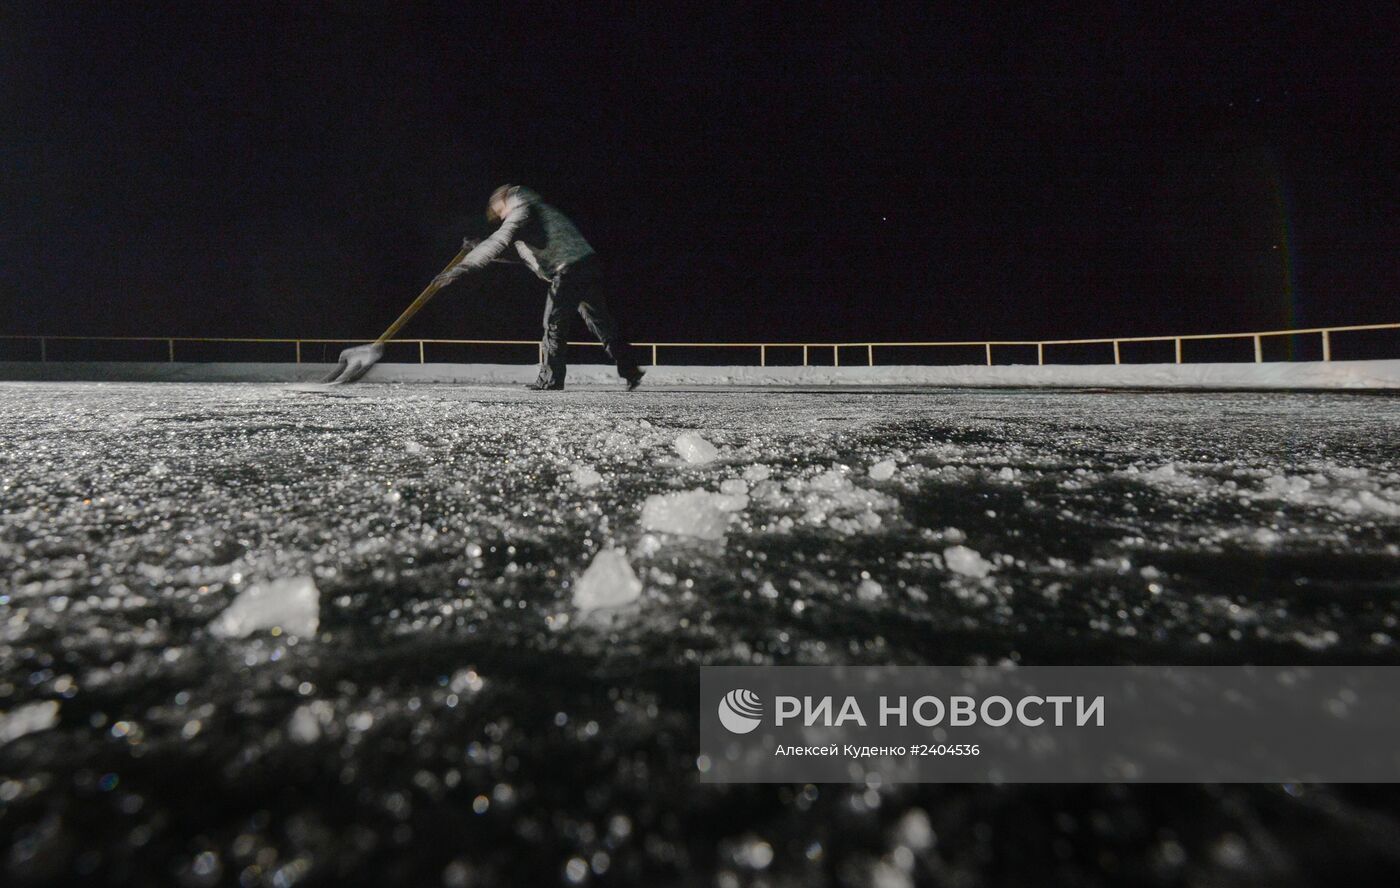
[486,185,514,222]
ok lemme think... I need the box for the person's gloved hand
[432,266,464,289]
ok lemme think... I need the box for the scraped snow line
[3,359,1399,389]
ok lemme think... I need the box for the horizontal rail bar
[1,323,1395,355]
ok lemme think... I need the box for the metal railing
[2,322,1397,367]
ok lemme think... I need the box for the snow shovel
[322,245,472,385]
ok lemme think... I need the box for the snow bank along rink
[2,381,1400,885]
[3,357,1400,388]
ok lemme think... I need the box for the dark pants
[536,256,640,387]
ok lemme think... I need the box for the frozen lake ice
[2,382,1399,885]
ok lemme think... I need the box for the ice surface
[208,576,320,638]
[572,548,642,610]
[2,382,1399,883]
[0,700,60,745]
[674,431,719,464]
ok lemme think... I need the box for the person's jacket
[454,186,595,282]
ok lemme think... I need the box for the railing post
[760,344,766,367]
[1036,342,1043,366]
[295,340,302,364]
[1321,330,1331,362]
[168,339,175,362]
[1174,338,1183,364]
[867,343,874,366]
[833,345,840,368]
[651,344,658,366]
[1252,334,1262,363]
[984,343,992,366]
[419,341,425,364]
[1112,340,1121,365]
[39,338,47,363]
[802,345,808,367]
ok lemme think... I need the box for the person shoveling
[324,185,644,390]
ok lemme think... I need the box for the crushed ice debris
[674,432,719,464]
[944,545,994,578]
[570,464,604,488]
[869,460,897,481]
[404,440,425,454]
[572,548,642,611]
[0,700,60,745]
[209,576,320,638]
[720,478,749,495]
[641,489,745,540]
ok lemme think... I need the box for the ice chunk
[209,576,320,638]
[715,492,750,512]
[640,490,735,540]
[944,545,994,578]
[869,460,897,481]
[742,464,772,482]
[1262,474,1310,496]
[573,548,642,610]
[0,700,60,745]
[570,464,604,488]
[720,478,749,495]
[287,705,322,744]
[809,468,852,492]
[674,432,719,464]
[871,860,914,888]
[857,578,884,601]
[894,808,935,851]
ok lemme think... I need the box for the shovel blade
[323,343,385,385]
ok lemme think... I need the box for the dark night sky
[2,2,1397,348]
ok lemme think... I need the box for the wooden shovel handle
[374,246,473,345]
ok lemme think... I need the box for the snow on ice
[209,576,321,638]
